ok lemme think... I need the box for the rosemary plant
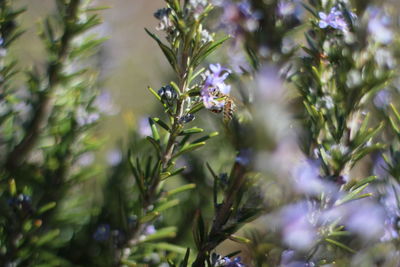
[2,0,400,266]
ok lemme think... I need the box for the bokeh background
[15,0,172,144]
[8,1,400,265]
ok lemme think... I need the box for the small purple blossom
[278,1,295,17]
[215,256,244,267]
[144,225,156,235]
[94,91,118,115]
[224,257,244,267]
[367,7,393,44]
[217,0,260,37]
[138,117,152,137]
[106,149,122,166]
[344,201,386,241]
[235,149,252,166]
[76,107,100,126]
[318,7,350,32]
[188,0,208,18]
[372,153,389,178]
[277,0,303,19]
[201,64,231,110]
[279,202,319,251]
[204,64,231,90]
[373,90,391,109]
[292,160,335,196]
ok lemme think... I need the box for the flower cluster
[201,64,231,110]
[367,6,393,44]
[212,254,244,267]
[217,0,260,38]
[318,7,351,32]
[154,8,173,32]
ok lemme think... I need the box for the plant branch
[5,0,81,172]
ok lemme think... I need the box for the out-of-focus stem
[5,0,80,172]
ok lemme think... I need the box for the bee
[209,90,236,122]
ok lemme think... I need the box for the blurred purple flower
[381,216,399,242]
[378,183,400,241]
[280,202,318,251]
[278,1,295,17]
[292,160,335,196]
[138,117,152,137]
[224,257,244,267]
[77,152,95,167]
[106,149,122,166]
[344,201,386,241]
[215,256,244,267]
[277,0,303,19]
[94,91,119,115]
[76,107,100,126]
[255,66,284,99]
[319,7,349,32]
[375,48,395,69]
[144,225,156,235]
[217,0,260,37]
[373,90,391,109]
[189,0,208,18]
[367,7,393,44]
[235,149,253,166]
[228,47,251,74]
[372,153,389,178]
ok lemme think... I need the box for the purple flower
[373,90,391,109]
[278,202,320,251]
[367,7,393,44]
[201,64,231,110]
[144,225,156,235]
[216,256,244,267]
[318,7,350,32]
[277,0,303,19]
[217,0,260,37]
[76,107,100,126]
[188,0,208,18]
[138,117,152,137]
[106,149,122,166]
[235,149,253,166]
[292,160,335,196]
[224,257,244,267]
[204,64,231,89]
[344,201,386,241]
[94,91,118,115]
[280,202,318,251]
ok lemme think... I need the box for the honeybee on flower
[201,63,236,122]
